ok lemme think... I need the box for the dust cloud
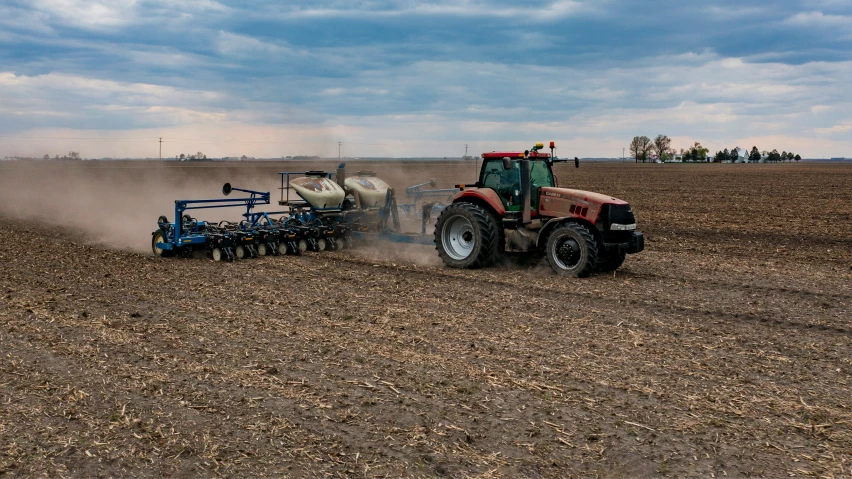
[0,162,277,253]
[0,160,462,264]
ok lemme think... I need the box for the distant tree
[43,154,49,160]
[749,146,761,163]
[68,151,80,160]
[769,149,781,163]
[630,136,653,162]
[653,135,672,163]
[689,142,709,162]
[713,150,723,163]
[682,149,693,162]
[54,155,59,160]
[722,148,730,162]
[781,151,788,162]
[240,155,248,161]
[795,154,802,162]
[179,153,186,160]
[787,152,795,162]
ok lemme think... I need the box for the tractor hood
[539,187,630,224]
[540,187,629,206]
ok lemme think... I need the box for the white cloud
[814,122,852,135]
[0,71,227,128]
[265,0,592,21]
[784,11,852,28]
[30,0,138,30]
[28,0,230,31]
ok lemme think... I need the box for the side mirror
[502,157,512,170]
[222,183,232,196]
[574,157,580,169]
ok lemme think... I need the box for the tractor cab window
[481,159,521,209]
[529,160,554,210]
[530,160,555,189]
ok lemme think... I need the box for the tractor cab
[480,143,555,211]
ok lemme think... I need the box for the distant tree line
[38,151,81,160]
[630,135,801,163]
[711,147,801,163]
[176,151,208,161]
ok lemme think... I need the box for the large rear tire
[545,223,598,277]
[434,202,499,269]
[152,231,172,257]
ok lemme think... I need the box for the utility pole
[622,147,625,163]
[159,137,163,160]
[338,142,342,159]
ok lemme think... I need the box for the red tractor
[434,142,644,277]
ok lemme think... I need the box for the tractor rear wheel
[434,202,499,269]
[596,249,626,272]
[545,223,598,277]
[152,231,172,257]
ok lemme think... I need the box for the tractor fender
[452,189,506,217]
[536,216,600,248]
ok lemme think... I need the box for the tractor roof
[481,151,551,159]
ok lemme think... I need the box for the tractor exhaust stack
[521,158,531,224]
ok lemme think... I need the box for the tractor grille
[602,204,635,225]
[598,204,636,244]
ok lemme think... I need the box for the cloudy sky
[1,0,851,158]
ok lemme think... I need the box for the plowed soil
[1,160,850,478]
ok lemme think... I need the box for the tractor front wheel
[434,202,499,269]
[596,249,626,273]
[545,223,598,277]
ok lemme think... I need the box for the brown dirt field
[1,160,851,478]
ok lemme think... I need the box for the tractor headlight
[610,223,636,231]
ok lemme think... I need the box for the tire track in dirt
[332,253,852,336]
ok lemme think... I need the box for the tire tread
[434,203,500,268]
[544,223,598,277]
